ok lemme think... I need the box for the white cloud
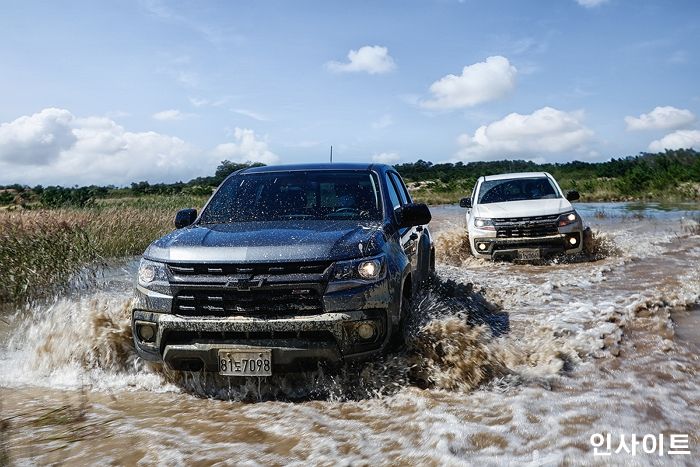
[420,56,517,110]
[152,109,194,121]
[575,0,609,7]
[0,108,76,165]
[212,128,279,165]
[0,108,278,185]
[455,107,594,161]
[648,130,700,152]
[372,114,394,129]
[624,106,695,131]
[232,108,269,122]
[326,46,396,75]
[372,152,400,164]
[188,97,209,107]
[188,96,234,108]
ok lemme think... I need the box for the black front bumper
[132,308,388,372]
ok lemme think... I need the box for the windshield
[199,170,383,223]
[477,177,560,204]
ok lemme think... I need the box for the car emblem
[225,278,265,290]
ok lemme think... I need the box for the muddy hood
[144,220,383,263]
[475,198,574,218]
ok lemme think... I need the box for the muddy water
[1,203,699,465]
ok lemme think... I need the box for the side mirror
[175,208,197,228]
[459,197,472,208]
[396,203,432,228]
[566,190,580,202]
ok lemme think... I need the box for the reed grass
[0,195,207,303]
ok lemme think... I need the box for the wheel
[389,283,411,350]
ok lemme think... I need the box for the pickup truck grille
[493,214,559,238]
[173,287,323,316]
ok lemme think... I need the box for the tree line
[1,149,699,207]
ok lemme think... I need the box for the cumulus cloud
[648,130,700,152]
[624,106,695,131]
[0,108,278,185]
[575,0,609,7]
[455,107,594,161]
[212,128,279,165]
[0,108,76,165]
[326,45,396,75]
[371,152,400,164]
[421,56,517,110]
[152,109,193,121]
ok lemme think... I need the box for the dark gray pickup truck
[132,163,433,376]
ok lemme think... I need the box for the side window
[389,172,411,205]
[385,175,402,210]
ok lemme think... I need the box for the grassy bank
[0,195,206,303]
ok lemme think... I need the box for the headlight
[474,217,495,231]
[558,211,579,227]
[331,255,386,283]
[137,258,168,286]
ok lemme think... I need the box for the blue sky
[0,0,698,185]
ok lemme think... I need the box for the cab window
[389,172,411,205]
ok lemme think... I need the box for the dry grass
[0,196,205,303]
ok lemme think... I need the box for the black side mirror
[566,190,580,202]
[175,208,197,228]
[396,203,432,228]
[459,197,472,208]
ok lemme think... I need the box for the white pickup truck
[460,172,584,261]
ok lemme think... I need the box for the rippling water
[0,203,698,465]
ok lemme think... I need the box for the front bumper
[470,225,584,260]
[132,308,387,372]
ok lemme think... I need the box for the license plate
[218,349,272,376]
[518,249,541,260]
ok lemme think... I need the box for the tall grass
[0,195,206,303]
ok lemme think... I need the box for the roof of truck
[482,172,552,181]
[240,163,391,174]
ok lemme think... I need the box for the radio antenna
[330,145,333,163]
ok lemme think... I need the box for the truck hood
[475,198,573,218]
[144,220,384,263]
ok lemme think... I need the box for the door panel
[388,172,419,272]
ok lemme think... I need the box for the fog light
[356,322,377,340]
[478,242,487,251]
[137,323,156,342]
[569,237,578,245]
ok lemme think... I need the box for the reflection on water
[0,203,698,464]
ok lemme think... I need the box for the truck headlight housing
[558,211,579,227]
[474,217,495,231]
[137,258,168,287]
[331,255,386,283]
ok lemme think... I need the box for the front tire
[389,281,412,350]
